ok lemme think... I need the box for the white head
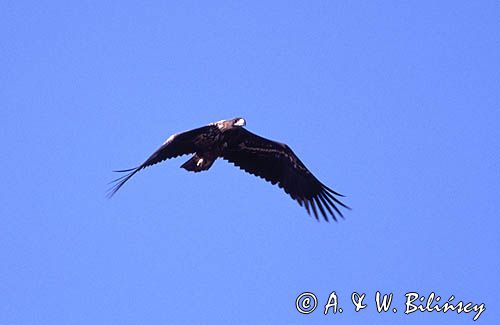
[233,117,246,127]
[212,117,246,130]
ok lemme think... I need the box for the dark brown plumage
[108,117,350,221]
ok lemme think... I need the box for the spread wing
[221,128,349,221]
[107,125,214,197]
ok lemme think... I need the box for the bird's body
[108,117,349,221]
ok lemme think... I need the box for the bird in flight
[108,117,349,221]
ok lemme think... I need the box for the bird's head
[213,117,246,130]
[232,117,246,127]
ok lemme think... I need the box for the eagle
[108,117,349,221]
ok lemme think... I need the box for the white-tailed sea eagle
[108,117,350,221]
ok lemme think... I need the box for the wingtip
[106,167,141,198]
[113,167,139,173]
[105,182,122,199]
[322,184,346,197]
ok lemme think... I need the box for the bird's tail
[181,154,215,173]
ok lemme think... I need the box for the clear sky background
[1,1,499,324]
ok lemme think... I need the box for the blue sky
[1,1,499,324]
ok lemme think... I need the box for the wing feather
[221,128,349,221]
[107,125,214,197]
